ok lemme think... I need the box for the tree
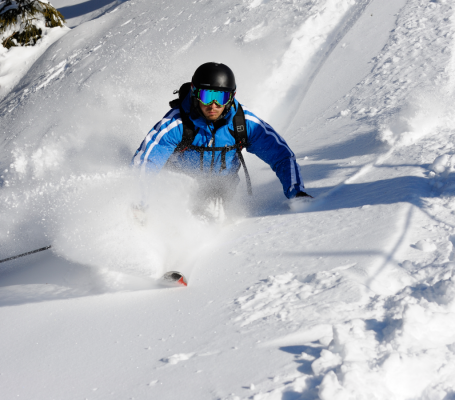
[0,0,65,49]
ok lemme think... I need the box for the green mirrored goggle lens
[194,88,232,106]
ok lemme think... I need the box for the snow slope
[2,0,455,399]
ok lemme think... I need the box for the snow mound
[235,263,455,399]
[415,239,437,252]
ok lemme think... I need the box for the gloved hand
[295,192,313,199]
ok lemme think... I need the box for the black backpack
[169,82,252,195]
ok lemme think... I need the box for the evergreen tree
[0,0,65,49]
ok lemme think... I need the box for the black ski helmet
[192,62,236,92]
[191,63,236,119]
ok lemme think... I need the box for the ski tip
[161,271,188,287]
[177,276,188,287]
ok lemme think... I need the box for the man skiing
[132,62,311,206]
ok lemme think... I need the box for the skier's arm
[131,108,183,172]
[243,110,307,199]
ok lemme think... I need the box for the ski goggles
[192,85,234,106]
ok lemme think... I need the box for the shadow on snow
[58,0,119,22]
[0,251,161,307]
[248,174,431,219]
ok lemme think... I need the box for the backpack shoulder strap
[230,103,252,195]
[231,103,248,148]
[174,106,197,152]
[168,82,197,152]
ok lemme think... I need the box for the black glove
[295,192,313,199]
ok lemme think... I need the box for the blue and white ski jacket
[132,94,305,199]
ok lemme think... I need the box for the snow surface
[2,0,455,399]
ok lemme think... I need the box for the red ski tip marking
[160,271,188,287]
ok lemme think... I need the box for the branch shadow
[58,0,118,20]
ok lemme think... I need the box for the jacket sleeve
[243,108,305,199]
[131,108,183,172]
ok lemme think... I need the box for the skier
[132,62,312,212]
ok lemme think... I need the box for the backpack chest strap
[184,144,240,171]
[170,102,252,194]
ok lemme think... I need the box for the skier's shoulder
[237,103,271,133]
[152,107,184,135]
[163,106,183,123]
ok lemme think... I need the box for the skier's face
[199,101,225,121]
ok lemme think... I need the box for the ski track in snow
[2,0,455,399]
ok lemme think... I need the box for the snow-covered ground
[2,0,455,399]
